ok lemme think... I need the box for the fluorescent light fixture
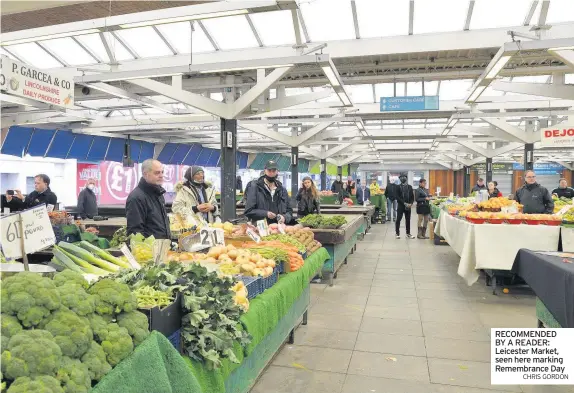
[467,86,487,102]
[485,55,512,79]
[322,66,341,87]
[1,28,100,46]
[99,73,183,82]
[549,46,574,51]
[119,9,248,29]
[198,64,294,74]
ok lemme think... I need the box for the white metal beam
[245,14,263,47]
[549,49,574,70]
[351,0,360,39]
[152,26,178,55]
[408,0,414,35]
[454,124,526,143]
[197,20,219,51]
[71,36,102,63]
[479,116,530,143]
[537,0,550,25]
[464,0,475,31]
[524,0,539,25]
[240,124,294,146]
[491,81,574,100]
[267,90,332,112]
[294,116,337,145]
[296,9,310,43]
[110,31,139,59]
[36,42,67,67]
[323,143,354,159]
[291,9,303,47]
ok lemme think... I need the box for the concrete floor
[250,220,574,393]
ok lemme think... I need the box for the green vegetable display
[262,234,306,252]
[109,227,128,248]
[87,279,138,316]
[298,214,347,229]
[246,247,289,264]
[7,375,64,393]
[133,286,174,309]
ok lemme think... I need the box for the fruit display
[298,214,347,229]
[209,221,235,234]
[463,211,561,225]
[553,195,572,213]
[447,204,477,215]
[477,197,522,212]
[169,213,198,235]
[51,241,131,277]
[129,233,155,265]
[263,234,306,253]
[284,226,322,254]
[562,206,574,222]
[243,242,304,272]
[319,190,334,196]
[1,270,149,392]
[231,281,249,311]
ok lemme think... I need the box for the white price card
[256,219,269,237]
[120,244,141,269]
[0,205,55,259]
[179,228,225,252]
[246,228,261,243]
[491,328,574,385]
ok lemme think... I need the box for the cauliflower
[7,375,64,393]
[56,357,91,393]
[1,330,62,380]
[99,323,133,366]
[80,342,111,382]
[88,279,137,316]
[1,315,22,339]
[1,272,61,327]
[53,271,88,289]
[56,285,96,317]
[40,310,93,359]
[116,311,150,346]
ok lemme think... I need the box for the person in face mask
[331,175,343,194]
[244,160,293,224]
[395,173,415,239]
[77,178,99,219]
[173,165,220,224]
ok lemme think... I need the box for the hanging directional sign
[380,96,439,112]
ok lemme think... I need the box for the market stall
[318,194,386,214]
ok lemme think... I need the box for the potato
[227,249,238,260]
[264,267,273,277]
[218,253,230,260]
[250,253,261,263]
[204,257,217,264]
[256,261,266,269]
[241,263,254,272]
[226,244,236,251]
[267,260,276,268]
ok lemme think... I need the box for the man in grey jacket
[77,178,98,219]
[515,170,554,214]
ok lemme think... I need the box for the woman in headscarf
[173,166,220,224]
[296,176,321,217]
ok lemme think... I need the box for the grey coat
[515,183,554,214]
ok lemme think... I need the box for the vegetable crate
[167,328,183,353]
[239,276,262,300]
[138,293,183,337]
[260,267,279,292]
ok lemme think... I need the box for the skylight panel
[354,0,409,38]
[76,33,133,62]
[7,43,62,68]
[471,0,525,29]
[156,22,214,53]
[42,37,96,65]
[250,10,296,46]
[116,27,172,58]
[414,0,467,34]
[201,15,258,50]
[300,0,355,41]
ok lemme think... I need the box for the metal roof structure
[1,0,574,169]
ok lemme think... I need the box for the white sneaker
[396,234,401,239]
[407,234,415,239]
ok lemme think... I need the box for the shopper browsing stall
[236,175,243,193]
[338,182,351,204]
[244,160,293,225]
[415,179,431,239]
[487,181,502,199]
[384,179,398,222]
[552,178,574,199]
[356,181,370,205]
[77,178,98,219]
[173,166,220,224]
[331,175,343,194]
[395,173,415,239]
[346,176,356,195]
[296,176,321,217]
[126,159,171,239]
[471,178,487,193]
[5,174,58,212]
[515,170,554,214]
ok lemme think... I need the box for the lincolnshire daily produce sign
[0,55,74,109]
[540,124,574,147]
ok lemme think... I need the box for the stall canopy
[248,153,310,173]
[1,126,249,168]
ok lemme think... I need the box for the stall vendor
[515,170,554,214]
[5,174,58,212]
[552,178,574,199]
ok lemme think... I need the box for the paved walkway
[251,220,574,393]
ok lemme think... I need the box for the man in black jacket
[471,178,487,193]
[515,170,554,214]
[244,160,293,224]
[552,178,574,199]
[5,174,58,212]
[77,178,98,219]
[395,173,415,239]
[384,179,398,222]
[126,159,171,239]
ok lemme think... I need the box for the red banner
[76,163,101,199]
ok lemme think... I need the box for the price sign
[0,205,55,259]
[120,244,141,269]
[246,228,261,243]
[179,228,225,252]
[256,219,269,237]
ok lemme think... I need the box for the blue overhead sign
[380,95,439,112]
[513,162,563,175]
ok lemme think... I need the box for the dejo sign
[540,124,574,147]
[0,55,74,109]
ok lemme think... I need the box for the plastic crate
[166,329,182,353]
[260,267,279,292]
[238,276,262,300]
[138,293,183,337]
[276,261,284,274]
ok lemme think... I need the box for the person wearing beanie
[172,165,220,224]
[296,176,321,217]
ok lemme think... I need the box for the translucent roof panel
[42,37,95,66]
[566,74,574,84]
[157,22,214,54]
[439,79,473,100]
[250,11,296,46]
[375,83,395,98]
[0,48,18,61]
[116,27,172,58]
[355,0,408,38]
[512,75,551,83]
[285,88,312,96]
[407,81,423,96]
[546,0,574,23]
[482,86,505,96]
[414,0,467,34]
[424,80,439,96]
[349,84,374,103]
[7,43,62,68]
[300,0,354,41]
[76,33,133,62]
[201,16,258,50]
[471,0,526,29]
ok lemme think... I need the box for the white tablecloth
[560,227,574,251]
[435,212,561,285]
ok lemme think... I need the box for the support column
[347,164,351,177]
[524,143,534,172]
[453,170,458,197]
[320,159,327,191]
[220,118,237,221]
[486,157,493,183]
[463,166,471,196]
[337,166,342,178]
[291,147,299,202]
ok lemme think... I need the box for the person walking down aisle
[5,174,58,212]
[296,176,321,217]
[346,176,356,195]
[384,179,398,222]
[244,160,293,225]
[356,181,370,205]
[515,170,554,214]
[552,178,574,199]
[395,173,415,239]
[77,178,98,219]
[331,175,343,194]
[338,182,351,204]
[415,178,431,239]
[173,166,220,224]
[126,159,171,239]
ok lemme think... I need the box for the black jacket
[296,189,320,217]
[471,184,487,193]
[126,178,171,239]
[415,187,430,205]
[331,180,343,194]
[5,188,58,212]
[77,187,98,219]
[337,188,351,203]
[236,178,243,193]
[244,177,293,224]
[552,187,574,199]
[515,183,554,214]
[396,183,414,207]
[356,186,371,204]
[384,183,398,201]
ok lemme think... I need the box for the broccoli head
[53,271,88,289]
[1,330,62,380]
[86,314,113,342]
[56,357,91,393]
[40,310,93,359]
[7,375,64,393]
[116,311,150,346]
[99,323,133,366]
[80,342,111,382]
[1,272,61,327]
[1,314,22,339]
[88,279,137,316]
[2,336,8,353]
[56,284,96,317]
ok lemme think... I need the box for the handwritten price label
[180,228,225,252]
[0,205,55,259]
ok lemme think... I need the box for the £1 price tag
[120,244,141,269]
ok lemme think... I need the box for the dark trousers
[395,204,411,235]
